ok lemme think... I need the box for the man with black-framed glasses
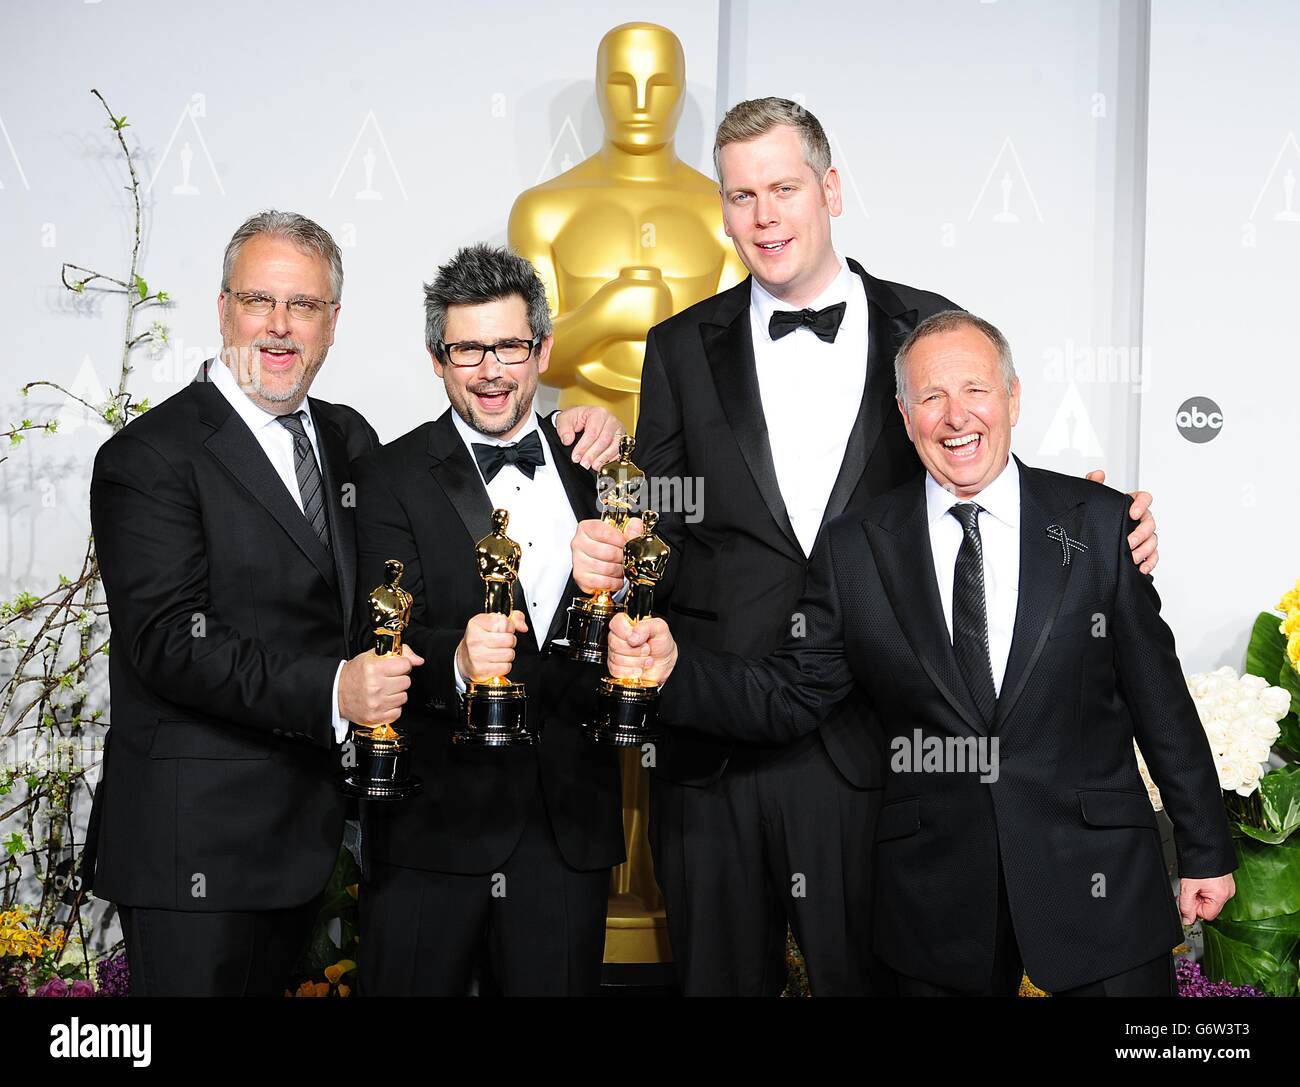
[350,243,624,995]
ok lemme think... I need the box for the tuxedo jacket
[635,258,958,786]
[85,363,378,911]
[661,459,1237,991]
[349,410,624,876]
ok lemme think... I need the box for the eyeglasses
[226,291,337,322]
[439,337,541,368]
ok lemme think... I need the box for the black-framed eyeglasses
[439,337,541,368]
[225,290,338,322]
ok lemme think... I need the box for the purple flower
[1176,957,1263,998]
[69,979,95,997]
[94,950,130,998]
[35,977,69,998]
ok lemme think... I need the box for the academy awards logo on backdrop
[1036,382,1104,459]
[534,115,586,184]
[0,107,31,191]
[827,130,871,221]
[968,136,1043,225]
[1243,131,1300,246]
[330,110,408,201]
[1175,396,1224,443]
[55,356,111,436]
[147,94,224,198]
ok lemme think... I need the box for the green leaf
[1202,920,1285,993]
[110,115,129,131]
[156,290,170,303]
[8,432,21,447]
[3,832,25,856]
[1278,655,1300,719]
[135,276,147,301]
[1259,764,1300,842]
[1247,610,1287,685]
[1221,836,1300,922]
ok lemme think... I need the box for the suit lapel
[993,459,1083,729]
[426,410,496,550]
[816,261,917,536]
[196,378,338,591]
[312,401,358,634]
[867,476,987,736]
[539,415,597,646]
[701,281,804,561]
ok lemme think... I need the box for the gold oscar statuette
[455,509,532,746]
[584,509,670,747]
[341,559,421,800]
[559,433,645,664]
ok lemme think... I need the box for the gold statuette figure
[584,509,671,748]
[561,434,645,664]
[341,559,421,799]
[457,509,532,746]
[508,21,747,426]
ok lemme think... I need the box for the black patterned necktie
[277,411,330,550]
[949,502,996,724]
[473,429,545,483]
[768,301,847,343]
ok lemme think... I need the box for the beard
[454,376,532,437]
[224,338,321,407]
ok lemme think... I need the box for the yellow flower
[1279,582,1300,614]
[1288,631,1300,671]
[337,984,351,998]
[1283,610,1300,638]
[324,959,356,985]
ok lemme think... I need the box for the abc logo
[1175,397,1223,444]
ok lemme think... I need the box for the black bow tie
[768,301,847,344]
[473,430,545,482]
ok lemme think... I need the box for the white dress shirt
[924,456,1021,695]
[750,253,871,556]
[209,359,350,742]
[451,410,577,691]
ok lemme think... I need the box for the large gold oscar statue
[509,22,745,966]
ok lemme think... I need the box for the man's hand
[456,610,529,681]
[1086,469,1159,574]
[608,612,678,686]
[1178,873,1235,925]
[572,519,627,594]
[555,405,623,470]
[338,644,424,725]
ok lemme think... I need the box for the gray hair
[713,97,833,186]
[424,244,553,359]
[894,310,1017,402]
[221,210,343,302]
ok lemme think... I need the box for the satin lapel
[312,403,357,633]
[993,460,1083,730]
[702,288,803,561]
[426,411,496,550]
[539,414,597,645]
[817,263,917,535]
[198,380,338,591]
[866,476,987,736]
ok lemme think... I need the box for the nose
[266,300,292,338]
[752,191,779,229]
[944,395,968,431]
[633,77,649,114]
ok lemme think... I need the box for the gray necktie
[277,411,330,550]
[949,502,996,724]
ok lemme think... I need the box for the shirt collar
[925,453,1020,530]
[750,252,851,338]
[209,356,312,435]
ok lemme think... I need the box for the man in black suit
[352,244,624,996]
[610,310,1236,996]
[573,98,1160,995]
[87,211,418,996]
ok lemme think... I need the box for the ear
[719,190,734,239]
[325,303,340,348]
[217,290,227,327]
[823,166,844,218]
[535,334,554,377]
[428,346,445,379]
[1008,378,1022,428]
[896,396,914,443]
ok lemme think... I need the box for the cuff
[331,660,349,744]
[453,655,468,695]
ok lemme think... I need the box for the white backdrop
[1,0,1295,673]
